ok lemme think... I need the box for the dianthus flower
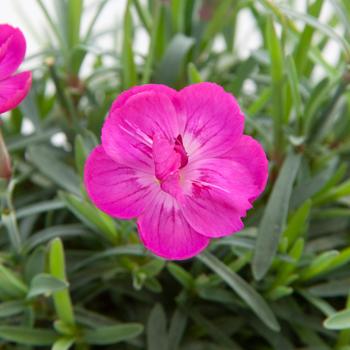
[0,24,32,114]
[85,83,268,259]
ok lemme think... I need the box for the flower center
[174,135,188,168]
[152,134,189,199]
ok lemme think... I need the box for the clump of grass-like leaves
[1,0,350,349]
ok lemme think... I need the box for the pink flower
[0,24,32,114]
[85,83,268,260]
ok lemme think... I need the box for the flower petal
[84,146,156,219]
[181,158,257,237]
[0,71,32,114]
[138,191,209,260]
[178,82,244,161]
[102,91,179,171]
[109,84,177,112]
[152,133,181,181]
[0,24,26,80]
[229,135,268,200]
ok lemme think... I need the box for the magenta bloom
[85,83,268,260]
[0,24,32,114]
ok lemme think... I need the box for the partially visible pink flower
[0,24,32,114]
[85,83,268,260]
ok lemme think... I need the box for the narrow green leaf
[142,4,164,83]
[19,89,42,131]
[286,55,303,132]
[290,160,339,210]
[198,251,280,332]
[1,208,22,254]
[27,273,68,299]
[24,247,46,283]
[74,135,88,178]
[154,34,195,85]
[294,0,323,74]
[279,4,350,58]
[0,265,28,299]
[60,192,117,242]
[122,0,137,88]
[265,16,285,150]
[300,250,340,281]
[309,278,350,298]
[187,307,243,350]
[168,309,187,350]
[28,146,80,196]
[139,259,165,277]
[187,62,203,83]
[199,0,236,52]
[253,153,301,280]
[49,238,75,326]
[171,0,186,33]
[0,300,26,318]
[283,200,311,248]
[132,0,152,33]
[167,262,194,289]
[52,337,75,350]
[82,324,143,345]
[147,304,168,350]
[25,224,88,252]
[0,326,57,346]
[68,0,82,49]
[324,309,350,330]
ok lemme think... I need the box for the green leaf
[187,62,203,83]
[324,309,350,330]
[168,309,187,350]
[132,0,152,33]
[167,262,194,289]
[49,238,75,326]
[147,304,168,350]
[283,200,311,248]
[0,265,28,299]
[294,0,323,74]
[11,199,65,222]
[300,250,340,281]
[0,300,26,318]
[279,4,350,58]
[24,248,46,284]
[290,159,339,210]
[139,259,165,277]
[265,16,285,149]
[60,192,117,242]
[19,89,42,131]
[27,273,68,299]
[253,153,302,280]
[1,208,22,254]
[25,224,87,252]
[122,0,137,88]
[171,0,186,33]
[52,337,75,350]
[309,278,350,297]
[187,307,243,350]
[82,324,143,345]
[198,251,280,332]
[286,55,303,131]
[142,4,165,83]
[0,326,57,346]
[68,0,82,49]
[199,0,236,52]
[74,135,88,178]
[154,34,195,85]
[28,146,80,196]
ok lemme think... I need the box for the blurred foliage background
[1,0,350,349]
